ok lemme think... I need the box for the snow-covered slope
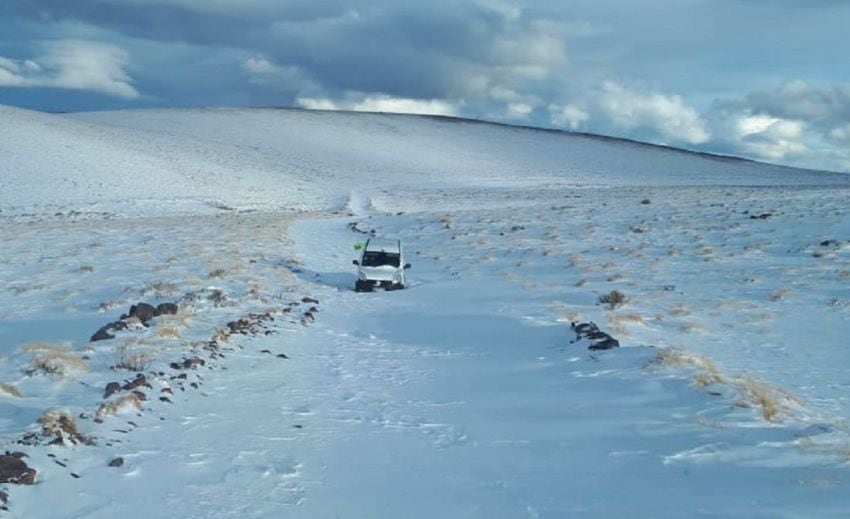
[3,105,848,219]
[1,104,849,518]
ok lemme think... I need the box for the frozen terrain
[1,105,849,517]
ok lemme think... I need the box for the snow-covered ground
[1,105,850,517]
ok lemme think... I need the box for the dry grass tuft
[96,393,144,421]
[731,375,802,423]
[655,348,801,422]
[557,311,581,323]
[610,313,646,326]
[207,268,228,280]
[157,327,181,339]
[569,254,582,267]
[770,288,790,302]
[142,281,181,297]
[599,290,627,309]
[655,348,726,388]
[574,278,588,287]
[37,408,92,444]
[668,304,691,317]
[680,321,709,334]
[20,342,67,354]
[0,382,22,397]
[26,344,89,378]
[113,344,152,371]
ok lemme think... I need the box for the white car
[353,238,411,291]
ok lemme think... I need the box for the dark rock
[820,239,839,247]
[302,296,319,304]
[182,358,205,370]
[131,390,147,401]
[640,198,651,205]
[277,353,289,359]
[90,321,128,342]
[749,213,772,220]
[0,453,37,484]
[0,489,7,504]
[104,382,122,399]
[122,374,150,392]
[160,396,172,403]
[108,457,124,468]
[589,337,620,350]
[128,303,157,324]
[571,321,620,351]
[155,302,178,316]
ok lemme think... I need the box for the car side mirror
[352,260,359,265]
[404,263,411,269]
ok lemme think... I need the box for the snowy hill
[2,105,848,219]
[1,104,849,518]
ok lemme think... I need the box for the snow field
[2,105,850,517]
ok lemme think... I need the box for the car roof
[365,238,401,253]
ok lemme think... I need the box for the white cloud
[549,103,588,130]
[242,56,281,76]
[735,114,807,161]
[352,95,459,116]
[0,40,138,98]
[505,102,534,119]
[829,123,850,143]
[295,97,338,111]
[598,82,710,144]
[295,94,460,117]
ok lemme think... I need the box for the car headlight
[393,274,401,284]
[358,272,368,281]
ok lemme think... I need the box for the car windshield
[361,250,400,267]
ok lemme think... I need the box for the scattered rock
[155,302,178,316]
[122,374,151,392]
[0,489,8,504]
[181,358,205,370]
[277,353,290,359]
[749,212,773,220]
[0,453,37,484]
[108,457,124,468]
[127,303,157,325]
[103,382,122,399]
[302,296,319,304]
[90,320,128,342]
[571,321,620,351]
[640,198,651,205]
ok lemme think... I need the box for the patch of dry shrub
[112,344,152,371]
[23,343,89,377]
[0,382,22,397]
[95,393,144,421]
[599,290,627,309]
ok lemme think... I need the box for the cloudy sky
[1,0,849,171]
